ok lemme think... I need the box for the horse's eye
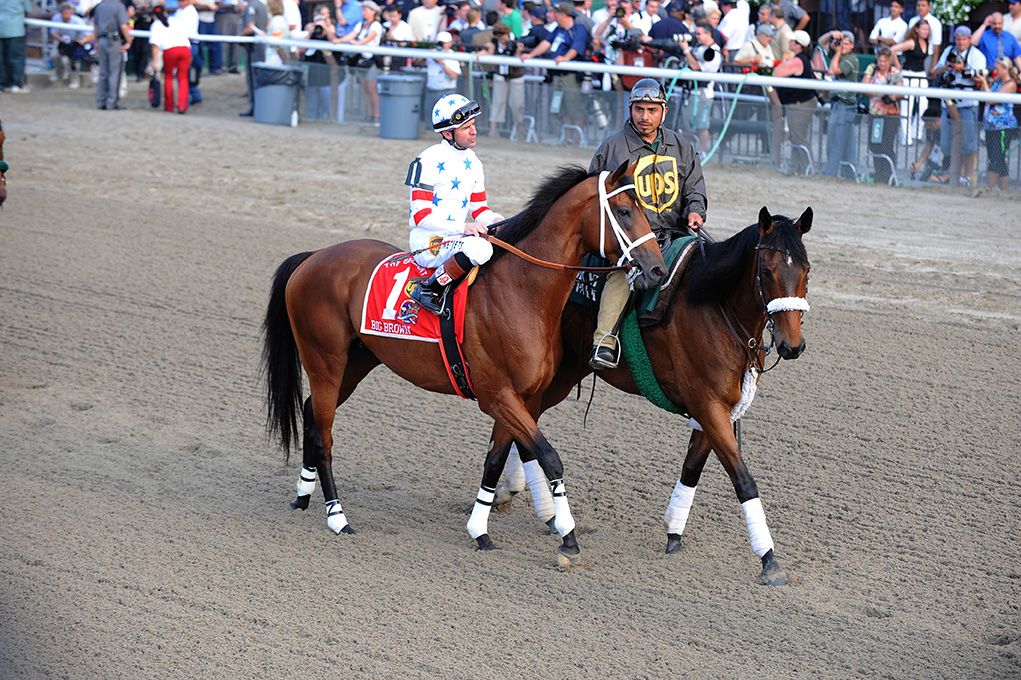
[615,206,631,219]
[760,268,774,281]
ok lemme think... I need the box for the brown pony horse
[0,119,7,207]
[263,163,667,565]
[491,207,812,585]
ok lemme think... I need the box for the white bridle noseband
[766,297,810,314]
[597,170,656,267]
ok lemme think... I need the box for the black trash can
[253,62,302,126]
[377,74,426,140]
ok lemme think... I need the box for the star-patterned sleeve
[407,145,502,235]
[465,150,502,228]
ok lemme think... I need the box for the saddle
[569,235,698,328]
[360,252,478,399]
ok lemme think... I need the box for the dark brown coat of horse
[493,207,812,584]
[263,163,667,566]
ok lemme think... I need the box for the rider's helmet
[432,94,483,132]
[628,78,668,108]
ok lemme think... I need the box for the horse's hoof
[556,545,581,568]
[476,534,496,551]
[290,495,311,511]
[665,533,683,554]
[340,524,356,535]
[759,549,789,586]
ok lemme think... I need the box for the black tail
[261,251,315,459]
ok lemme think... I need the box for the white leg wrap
[325,499,349,534]
[503,444,526,494]
[466,486,495,539]
[524,460,555,523]
[550,480,576,537]
[296,465,317,497]
[742,497,775,558]
[663,481,697,535]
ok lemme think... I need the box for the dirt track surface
[2,76,1020,678]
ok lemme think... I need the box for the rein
[485,235,626,272]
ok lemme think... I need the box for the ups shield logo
[633,154,679,214]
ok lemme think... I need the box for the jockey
[406,94,505,314]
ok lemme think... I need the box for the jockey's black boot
[411,252,471,314]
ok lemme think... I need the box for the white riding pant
[410,230,493,269]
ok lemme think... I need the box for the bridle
[596,169,656,272]
[721,237,810,373]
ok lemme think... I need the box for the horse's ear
[796,206,813,235]
[758,206,772,236]
[608,160,631,187]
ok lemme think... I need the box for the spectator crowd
[12,0,1021,187]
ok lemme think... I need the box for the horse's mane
[489,165,591,263]
[686,215,807,306]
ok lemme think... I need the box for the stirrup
[589,344,619,370]
[411,279,445,314]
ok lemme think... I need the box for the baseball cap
[841,29,854,41]
[361,0,381,12]
[791,30,810,47]
[529,5,546,18]
[756,23,774,36]
[436,30,453,42]
[554,2,574,15]
[954,25,972,38]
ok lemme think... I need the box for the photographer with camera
[49,2,94,89]
[681,23,721,152]
[586,78,707,369]
[932,26,988,186]
[521,3,590,143]
[862,46,904,184]
[484,22,526,138]
[974,58,1019,190]
[821,30,860,179]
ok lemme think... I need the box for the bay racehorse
[0,119,7,207]
[262,163,667,566]
[489,207,812,584]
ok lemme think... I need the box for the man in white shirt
[870,0,907,50]
[906,0,942,69]
[717,0,749,57]
[1004,0,1021,43]
[409,0,445,42]
[682,22,722,151]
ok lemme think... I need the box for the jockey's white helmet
[432,94,482,132]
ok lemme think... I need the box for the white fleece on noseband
[663,481,697,535]
[742,497,774,557]
[766,296,809,314]
[689,368,759,431]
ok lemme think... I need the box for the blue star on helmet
[451,177,461,190]
[464,158,472,170]
[437,161,446,173]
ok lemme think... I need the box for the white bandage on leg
[466,486,495,539]
[296,465,317,497]
[550,479,576,537]
[741,497,775,557]
[663,481,697,535]
[325,499,349,534]
[523,459,555,523]
[502,443,526,494]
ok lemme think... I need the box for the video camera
[505,34,540,54]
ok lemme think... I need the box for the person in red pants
[148,1,195,113]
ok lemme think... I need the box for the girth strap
[437,276,476,400]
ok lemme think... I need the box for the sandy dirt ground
[1,75,1020,679]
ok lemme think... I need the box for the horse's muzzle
[633,263,666,290]
[777,338,806,360]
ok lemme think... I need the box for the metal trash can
[377,74,425,140]
[253,62,302,126]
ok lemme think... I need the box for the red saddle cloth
[360,252,470,345]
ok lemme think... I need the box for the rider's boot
[589,270,631,370]
[411,251,472,314]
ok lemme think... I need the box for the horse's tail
[261,251,315,459]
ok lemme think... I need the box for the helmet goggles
[434,99,482,131]
[629,78,667,107]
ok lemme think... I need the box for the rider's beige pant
[592,270,631,351]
